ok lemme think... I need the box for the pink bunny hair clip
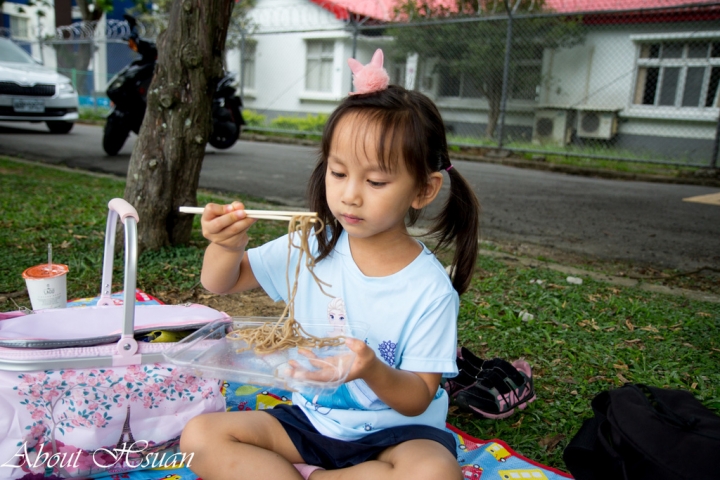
[348,48,390,95]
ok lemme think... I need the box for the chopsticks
[179,206,317,222]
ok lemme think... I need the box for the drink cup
[22,264,69,310]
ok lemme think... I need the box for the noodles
[227,215,344,354]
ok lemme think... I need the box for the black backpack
[563,383,720,480]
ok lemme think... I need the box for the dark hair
[307,85,480,294]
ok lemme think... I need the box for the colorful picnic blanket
[68,292,572,480]
[117,385,572,479]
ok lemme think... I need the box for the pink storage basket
[0,199,228,479]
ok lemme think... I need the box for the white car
[0,37,78,133]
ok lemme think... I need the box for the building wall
[542,21,720,161]
[236,0,340,114]
[543,27,634,110]
[231,3,719,162]
[433,20,720,162]
[233,0,392,115]
[2,0,56,66]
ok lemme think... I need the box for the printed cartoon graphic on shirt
[327,297,347,335]
[301,297,390,414]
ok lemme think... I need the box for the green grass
[0,158,286,301]
[449,257,720,468]
[78,107,109,125]
[526,153,704,177]
[1,156,718,472]
[447,134,709,175]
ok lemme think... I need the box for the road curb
[237,132,720,188]
[74,122,719,188]
[449,152,720,188]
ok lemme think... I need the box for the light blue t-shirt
[248,229,459,441]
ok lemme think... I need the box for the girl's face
[325,114,426,241]
[327,309,346,326]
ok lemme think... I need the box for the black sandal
[445,347,536,419]
[455,358,536,419]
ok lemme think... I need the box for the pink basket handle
[97,199,139,323]
[108,198,140,225]
[113,335,142,366]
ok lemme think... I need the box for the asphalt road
[1,121,719,272]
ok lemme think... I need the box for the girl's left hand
[343,337,378,382]
[283,337,377,384]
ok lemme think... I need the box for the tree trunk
[124,0,234,252]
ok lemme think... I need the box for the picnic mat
[69,292,573,480]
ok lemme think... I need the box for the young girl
[180,49,480,480]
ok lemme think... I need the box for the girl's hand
[201,202,257,251]
[285,348,355,383]
[343,337,378,382]
[283,337,377,384]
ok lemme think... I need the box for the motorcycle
[103,15,245,156]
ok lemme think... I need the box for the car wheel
[46,121,74,134]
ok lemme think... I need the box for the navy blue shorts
[264,404,457,469]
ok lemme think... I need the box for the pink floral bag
[0,199,227,479]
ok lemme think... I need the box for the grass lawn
[1,156,718,471]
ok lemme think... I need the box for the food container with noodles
[163,317,368,396]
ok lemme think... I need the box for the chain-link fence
[4,2,719,167]
[368,3,720,168]
[1,17,146,108]
[232,1,720,168]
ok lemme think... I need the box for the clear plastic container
[162,317,368,396]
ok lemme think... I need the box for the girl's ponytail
[427,166,480,295]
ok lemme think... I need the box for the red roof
[313,0,719,21]
[545,0,718,13]
[310,0,394,21]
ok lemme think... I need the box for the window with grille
[241,43,256,90]
[438,50,541,100]
[10,16,29,40]
[305,40,334,93]
[510,59,542,101]
[634,41,720,109]
[439,71,484,98]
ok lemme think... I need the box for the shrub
[241,109,267,127]
[270,113,327,133]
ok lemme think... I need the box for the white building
[5,0,717,161]
[228,0,396,117]
[232,0,720,162]
[1,0,57,68]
